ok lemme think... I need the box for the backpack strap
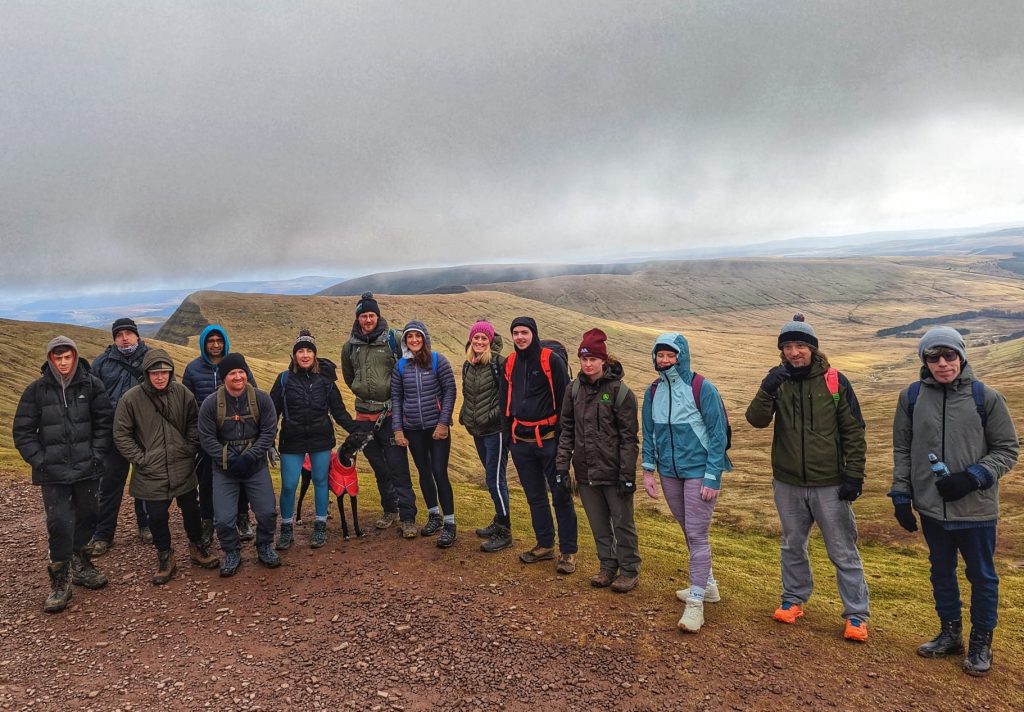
[504,352,517,417]
[972,380,988,427]
[397,357,408,376]
[278,371,290,422]
[907,380,922,421]
[691,372,705,415]
[825,367,840,407]
[648,379,660,402]
[216,387,227,430]
[539,347,555,410]
[432,351,439,374]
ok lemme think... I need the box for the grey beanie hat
[777,313,818,350]
[918,327,966,363]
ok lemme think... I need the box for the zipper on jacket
[416,365,425,427]
[941,388,947,521]
[799,381,806,483]
[666,376,678,476]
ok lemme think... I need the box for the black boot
[44,561,73,613]
[71,550,109,589]
[917,619,963,658]
[481,524,513,553]
[152,549,177,586]
[475,517,498,538]
[200,518,215,548]
[963,628,993,676]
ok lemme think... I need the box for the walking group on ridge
[11,297,1018,678]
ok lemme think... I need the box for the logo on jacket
[601,393,611,402]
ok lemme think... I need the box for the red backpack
[504,346,565,446]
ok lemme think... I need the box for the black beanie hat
[355,292,380,317]
[510,316,538,337]
[111,317,140,339]
[217,352,249,381]
[293,328,317,355]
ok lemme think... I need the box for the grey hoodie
[891,363,1019,522]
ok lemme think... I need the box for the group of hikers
[12,292,1018,678]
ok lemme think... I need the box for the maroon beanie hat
[468,320,495,343]
[578,328,608,361]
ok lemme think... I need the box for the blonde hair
[466,343,493,366]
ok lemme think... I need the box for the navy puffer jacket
[391,321,457,432]
[13,358,113,485]
[91,341,150,408]
[270,358,356,454]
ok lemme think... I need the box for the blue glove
[935,471,978,502]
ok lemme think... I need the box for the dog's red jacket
[303,452,359,497]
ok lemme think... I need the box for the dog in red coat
[296,431,372,538]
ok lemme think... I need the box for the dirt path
[0,480,1017,712]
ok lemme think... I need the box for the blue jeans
[474,432,510,524]
[280,451,331,521]
[510,438,577,553]
[921,517,999,631]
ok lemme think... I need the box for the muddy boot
[200,519,215,548]
[220,549,241,577]
[917,619,963,658]
[44,561,73,614]
[481,525,512,553]
[256,543,281,568]
[420,512,443,537]
[963,628,993,677]
[475,517,498,538]
[71,550,109,589]
[189,541,220,569]
[138,526,154,545]
[275,522,294,550]
[437,522,457,549]
[152,549,177,586]
[236,514,255,542]
[310,520,327,549]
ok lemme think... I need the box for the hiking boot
[310,520,328,549]
[138,526,154,545]
[200,518,215,548]
[556,553,577,575]
[590,569,616,588]
[399,520,419,539]
[437,522,457,549]
[611,574,638,593]
[677,580,721,603]
[844,618,868,642]
[275,523,294,550]
[256,543,281,568]
[220,549,241,577]
[963,628,993,677]
[375,511,400,529]
[519,545,555,564]
[678,597,704,633]
[152,549,177,586]
[475,518,498,538]
[71,550,108,589]
[773,602,804,624]
[87,538,112,557]
[481,525,513,553]
[917,619,964,658]
[420,512,443,537]
[189,541,220,569]
[44,561,73,614]
[237,514,255,541]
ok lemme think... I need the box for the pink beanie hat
[468,320,495,343]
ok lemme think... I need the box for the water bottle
[928,452,951,480]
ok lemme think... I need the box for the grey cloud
[2,1,1023,292]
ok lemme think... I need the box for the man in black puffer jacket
[13,336,113,613]
[89,317,151,554]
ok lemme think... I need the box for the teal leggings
[280,450,331,521]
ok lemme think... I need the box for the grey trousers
[772,480,870,620]
[213,467,277,552]
[577,483,641,577]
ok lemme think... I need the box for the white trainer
[678,597,705,633]
[675,580,720,603]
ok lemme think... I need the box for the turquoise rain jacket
[641,332,731,488]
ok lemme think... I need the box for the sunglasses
[923,348,959,364]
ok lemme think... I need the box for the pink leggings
[661,476,716,589]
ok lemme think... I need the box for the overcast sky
[2,1,1023,296]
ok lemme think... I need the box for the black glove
[228,450,258,478]
[760,365,790,396]
[893,502,918,532]
[554,470,572,493]
[837,476,863,502]
[935,471,978,502]
[617,480,636,498]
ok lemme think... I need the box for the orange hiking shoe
[772,602,804,624]
[844,618,868,642]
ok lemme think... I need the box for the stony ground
[0,479,1019,712]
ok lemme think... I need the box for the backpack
[648,372,732,451]
[215,383,260,429]
[503,345,568,446]
[397,351,439,376]
[906,379,987,426]
[462,358,502,388]
[540,339,572,379]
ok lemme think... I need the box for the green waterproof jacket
[341,320,400,414]
[113,349,200,501]
[459,334,507,438]
[745,355,866,487]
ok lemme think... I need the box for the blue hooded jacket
[641,332,731,488]
[181,325,255,407]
